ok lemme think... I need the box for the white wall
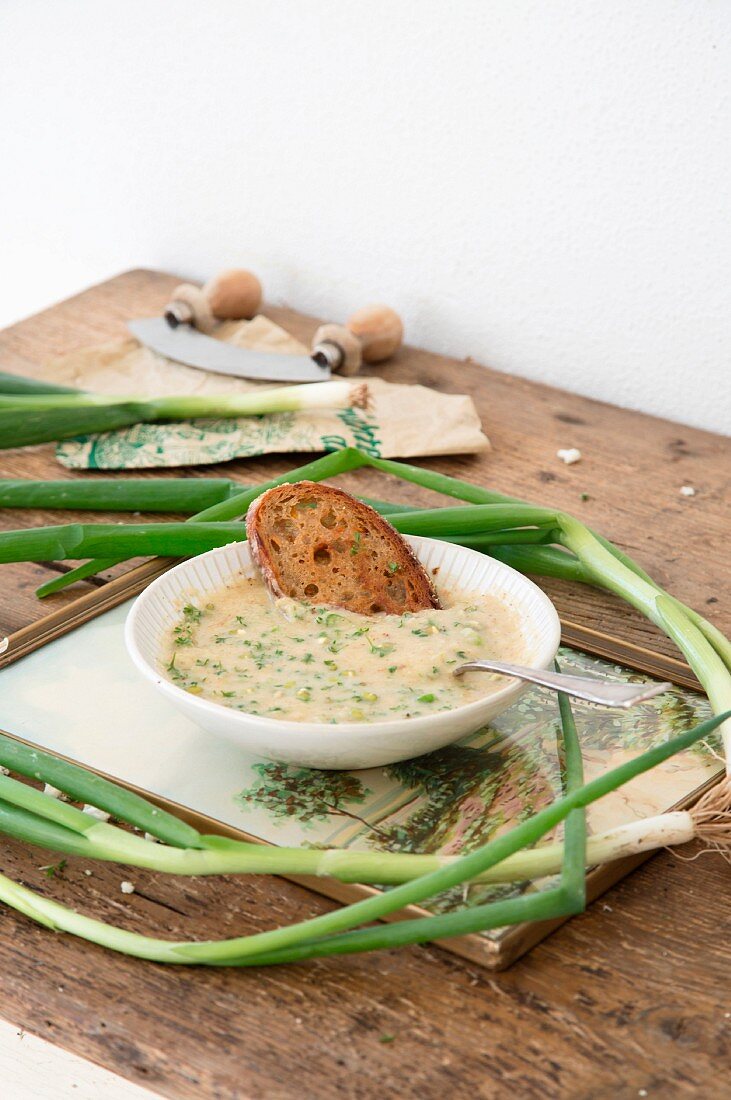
[1,0,729,433]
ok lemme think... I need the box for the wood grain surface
[0,270,728,1099]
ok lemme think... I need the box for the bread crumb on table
[557,447,582,465]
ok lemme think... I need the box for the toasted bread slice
[245,481,440,615]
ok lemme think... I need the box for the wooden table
[0,270,728,1099]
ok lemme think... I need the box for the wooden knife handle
[312,305,404,376]
[164,269,263,333]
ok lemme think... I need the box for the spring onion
[0,476,414,518]
[0,723,726,889]
[0,503,558,563]
[0,381,368,449]
[0,478,237,513]
[0,708,725,965]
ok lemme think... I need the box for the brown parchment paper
[43,315,489,470]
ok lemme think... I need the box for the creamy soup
[160,576,524,724]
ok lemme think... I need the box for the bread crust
[245,481,441,615]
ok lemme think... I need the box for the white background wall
[1,1,729,433]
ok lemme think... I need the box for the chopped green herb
[316,611,342,626]
[40,860,67,878]
[366,636,395,658]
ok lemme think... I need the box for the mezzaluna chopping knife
[128,269,404,384]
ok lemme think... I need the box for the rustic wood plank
[0,269,729,1098]
[0,563,100,637]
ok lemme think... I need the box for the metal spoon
[453,659,673,709]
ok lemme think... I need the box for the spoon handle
[453,659,673,709]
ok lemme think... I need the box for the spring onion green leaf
[0,478,236,513]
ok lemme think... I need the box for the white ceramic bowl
[125,536,560,770]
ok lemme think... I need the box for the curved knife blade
[128,317,331,383]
